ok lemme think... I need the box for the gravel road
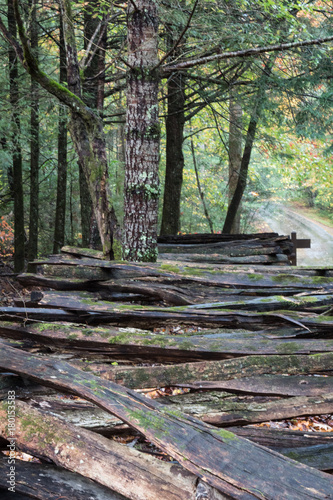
[258,202,333,266]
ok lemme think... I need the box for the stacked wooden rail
[157,232,294,265]
[0,243,333,499]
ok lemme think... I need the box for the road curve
[258,202,333,266]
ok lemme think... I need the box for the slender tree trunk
[124,0,160,261]
[78,0,107,250]
[27,0,39,268]
[60,0,117,259]
[222,57,275,234]
[160,30,186,235]
[53,13,67,254]
[191,136,214,233]
[228,90,242,234]
[8,0,24,272]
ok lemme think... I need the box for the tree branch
[0,1,92,121]
[162,35,333,75]
[154,0,199,70]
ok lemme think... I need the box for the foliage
[0,216,14,258]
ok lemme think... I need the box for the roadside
[256,200,333,266]
[288,202,333,237]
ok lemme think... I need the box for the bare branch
[162,35,333,75]
[154,0,199,70]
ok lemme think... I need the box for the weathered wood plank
[158,240,284,255]
[0,456,127,500]
[29,257,333,290]
[101,353,333,389]
[13,290,332,331]
[158,390,333,427]
[229,427,333,450]
[17,274,195,306]
[0,343,332,499]
[157,233,281,244]
[176,375,333,396]
[61,245,105,260]
[278,445,333,471]
[1,321,333,361]
[0,400,211,500]
[158,253,289,265]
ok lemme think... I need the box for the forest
[1,2,333,498]
[0,0,332,269]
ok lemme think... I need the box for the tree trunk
[228,90,242,233]
[160,27,186,235]
[53,13,67,254]
[222,57,275,234]
[60,0,117,259]
[124,0,160,262]
[79,0,107,249]
[27,0,39,269]
[7,0,25,272]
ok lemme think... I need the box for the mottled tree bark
[53,13,67,254]
[228,91,243,234]
[7,0,24,272]
[60,0,117,258]
[124,0,160,261]
[27,0,39,268]
[79,0,106,249]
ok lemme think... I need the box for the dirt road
[258,202,333,266]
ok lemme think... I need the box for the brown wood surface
[1,322,333,362]
[229,427,333,449]
[101,353,333,389]
[0,343,332,499]
[176,374,333,396]
[0,456,127,500]
[0,400,207,500]
[158,390,333,426]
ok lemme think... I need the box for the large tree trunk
[124,0,160,262]
[7,0,25,272]
[27,0,39,268]
[53,13,67,254]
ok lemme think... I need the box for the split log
[27,395,127,436]
[28,256,333,291]
[1,321,333,362]
[157,233,281,244]
[278,445,333,471]
[158,390,333,427]
[175,375,333,397]
[0,343,332,499]
[229,427,333,450]
[158,253,289,265]
[0,400,216,500]
[14,290,333,330]
[61,245,105,260]
[0,373,55,400]
[158,240,285,255]
[17,274,195,306]
[0,456,127,500]
[15,395,333,472]
[100,353,333,389]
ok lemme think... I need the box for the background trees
[0,0,331,264]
